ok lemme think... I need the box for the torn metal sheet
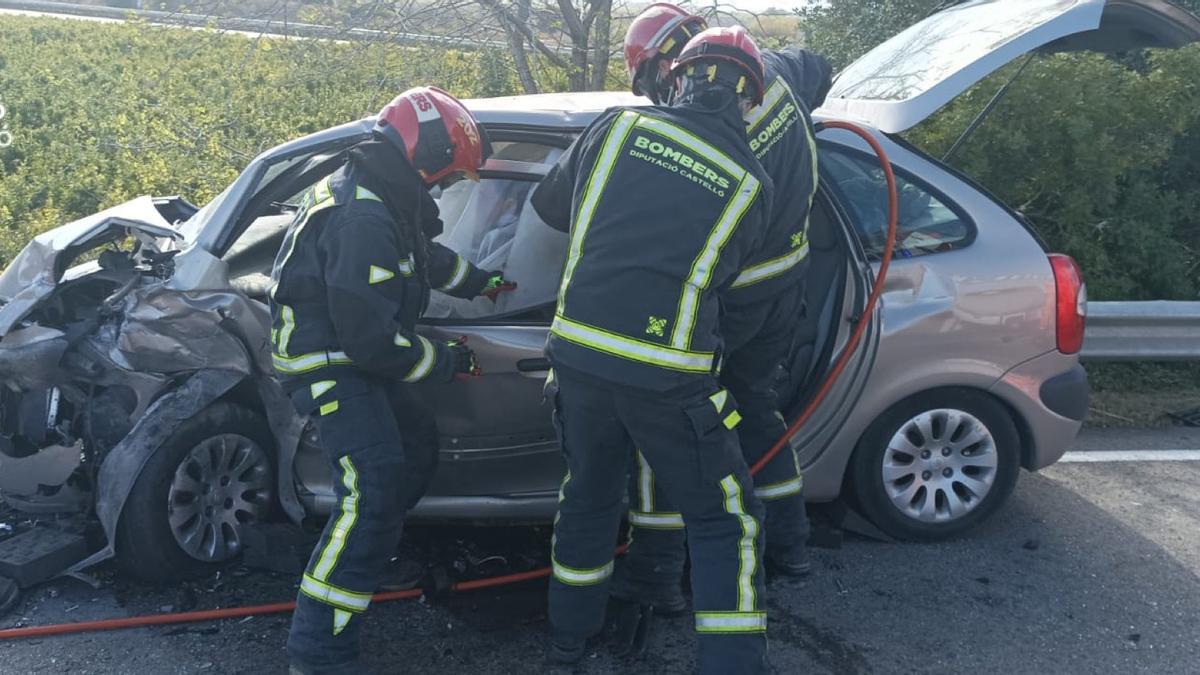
[0,197,181,336]
[0,326,69,392]
[69,368,245,574]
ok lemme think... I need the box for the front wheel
[115,402,275,582]
[849,389,1021,541]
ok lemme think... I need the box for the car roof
[464,90,841,129]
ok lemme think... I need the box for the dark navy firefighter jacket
[268,158,491,390]
[532,103,774,393]
[727,47,833,306]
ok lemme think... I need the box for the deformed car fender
[69,368,245,574]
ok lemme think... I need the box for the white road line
[1059,450,1200,463]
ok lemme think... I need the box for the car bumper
[989,351,1088,471]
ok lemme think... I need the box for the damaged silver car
[1,0,1196,584]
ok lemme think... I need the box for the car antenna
[942,54,1036,165]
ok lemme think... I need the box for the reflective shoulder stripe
[355,185,382,202]
[719,474,761,613]
[439,255,470,291]
[671,173,760,349]
[628,510,685,530]
[744,78,795,132]
[402,336,436,382]
[694,611,767,633]
[557,110,640,314]
[633,115,746,181]
[731,240,810,289]
[300,574,372,613]
[272,350,353,375]
[551,314,714,373]
[754,475,804,501]
[551,556,613,586]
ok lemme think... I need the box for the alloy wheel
[880,408,998,523]
[167,433,272,562]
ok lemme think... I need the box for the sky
[711,0,810,14]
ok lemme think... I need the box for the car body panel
[820,0,1200,133]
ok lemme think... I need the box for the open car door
[819,0,1200,133]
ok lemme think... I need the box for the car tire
[115,402,275,583]
[849,389,1020,541]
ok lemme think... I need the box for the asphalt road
[2,426,1199,674]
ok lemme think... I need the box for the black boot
[767,543,812,577]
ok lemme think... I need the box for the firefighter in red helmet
[615,3,834,624]
[532,26,773,674]
[269,86,515,673]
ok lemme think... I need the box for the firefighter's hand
[447,338,481,379]
[481,272,517,302]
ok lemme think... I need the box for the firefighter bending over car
[268,87,514,674]
[531,26,776,674]
[610,2,833,627]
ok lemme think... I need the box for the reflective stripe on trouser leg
[754,446,803,500]
[719,474,760,614]
[310,456,361,584]
[629,451,684,529]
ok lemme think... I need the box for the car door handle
[517,358,551,372]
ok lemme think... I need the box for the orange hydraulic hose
[0,120,896,642]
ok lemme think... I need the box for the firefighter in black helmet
[615,2,833,619]
[531,26,774,674]
[271,87,515,674]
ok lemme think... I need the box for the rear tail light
[1048,254,1086,354]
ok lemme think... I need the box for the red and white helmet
[624,3,708,103]
[373,86,491,185]
[671,26,766,106]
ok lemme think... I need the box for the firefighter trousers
[284,374,438,668]
[615,287,809,605]
[548,368,768,674]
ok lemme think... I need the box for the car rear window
[820,144,974,259]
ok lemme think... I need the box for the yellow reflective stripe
[744,78,792,131]
[671,173,760,349]
[709,390,728,413]
[755,475,803,500]
[394,332,412,348]
[310,380,336,399]
[312,456,360,581]
[272,350,353,375]
[719,474,760,613]
[636,452,654,513]
[355,185,382,202]
[633,115,745,181]
[333,609,352,636]
[369,265,395,284]
[557,110,639,313]
[402,336,436,382]
[551,314,714,373]
[277,305,297,355]
[723,410,742,429]
[439,255,470,291]
[695,611,767,633]
[732,240,810,289]
[299,573,372,613]
[552,556,613,586]
[628,510,685,529]
[274,178,337,294]
[319,401,340,416]
[397,255,415,277]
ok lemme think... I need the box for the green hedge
[0,16,518,265]
[1,16,1198,302]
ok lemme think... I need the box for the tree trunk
[507,0,539,93]
[588,0,612,90]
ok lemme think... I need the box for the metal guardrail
[1082,301,1200,361]
[0,0,512,50]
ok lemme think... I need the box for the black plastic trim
[1039,363,1089,421]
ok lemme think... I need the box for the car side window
[423,144,567,322]
[820,144,973,259]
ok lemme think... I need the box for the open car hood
[0,197,180,335]
[818,0,1200,133]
